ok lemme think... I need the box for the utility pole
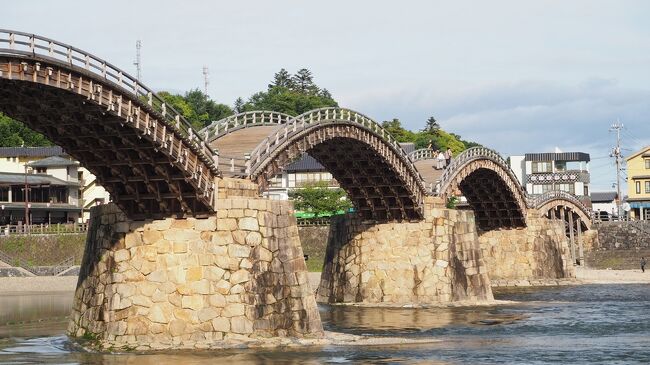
[610,120,624,217]
[202,66,209,95]
[134,40,142,81]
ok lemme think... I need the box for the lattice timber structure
[209,108,428,221]
[0,30,218,219]
[437,147,529,230]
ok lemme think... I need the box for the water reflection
[0,285,649,364]
[320,304,523,335]
[0,292,72,338]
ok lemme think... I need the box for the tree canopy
[158,89,233,130]
[380,118,478,154]
[288,181,353,217]
[238,68,338,116]
[0,113,52,147]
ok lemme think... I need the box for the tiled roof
[285,154,325,172]
[525,152,590,162]
[26,156,78,168]
[0,172,79,186]
[591,191,617,202]
[0,146,64,157]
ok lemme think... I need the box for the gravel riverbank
[1,269,647,295]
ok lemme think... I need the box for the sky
[3,0,649,191]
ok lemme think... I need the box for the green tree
[381,118,416,142]
[423,116,440,133]
[0,113,52,147]
[268,68,294,90]
[291,68,318,94]
[243,86,337,116]
[158,89,233,129]
[183,89,233,128]
[233,97,245,113]
[413,129,465,153]
[288,181,353,216]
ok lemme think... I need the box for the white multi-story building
[0,147,110,224]
[509,151,591,198]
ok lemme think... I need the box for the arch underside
[458,168,526,230]
[308,138,420,221]
[0,59,214,219]
[540,202,591,231]
[253,128,425,221]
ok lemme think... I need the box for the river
[1,284,649,364]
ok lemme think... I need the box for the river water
[1,284,649,364]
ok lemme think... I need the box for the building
[590,191,618,216]
[625,146,650,220]
[0,147,111,224]
[509,151,591,200]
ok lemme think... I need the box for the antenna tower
[134,40,142,81]
[203,66,209,95]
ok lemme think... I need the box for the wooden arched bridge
[204,108,428,221]
[0,30,218,219]
[0,29,592,227]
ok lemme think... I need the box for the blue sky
[3,0,649,191]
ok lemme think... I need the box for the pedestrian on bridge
[445,148,452,166]
[437,150,446,169]
[641,257,647,273]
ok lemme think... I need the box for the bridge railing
[529,190,592,216]
[0,29,217,169]
[202,111,293,141]
[408,148,436,162]
[0,223,88,236]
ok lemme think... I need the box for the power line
[621,129,644,149]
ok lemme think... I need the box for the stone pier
[478,213,576,282]
[317,198,493,304]
[68,179,322,350]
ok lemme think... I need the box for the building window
[555,161,566,172]
[35,167,47,174]
[646,159,650,169]
[637,181,642,194]
[558,183,575,194]
[532,161,552,173]
[532,184,554,194]
[646,181,650,194]
[0,187,8,202]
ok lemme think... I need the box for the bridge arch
[437,147,528,230]
[533,191,592,230]
[0,30,217,219]
[244,108,428,221]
